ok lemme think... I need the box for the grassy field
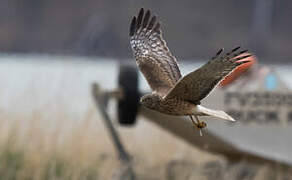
[0,110,102,179]
[0,108,292,180]
[0,102,216,180]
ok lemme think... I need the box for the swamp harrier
[129,8,251,135]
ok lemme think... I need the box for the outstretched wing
[164,47,251,103]
[130,8,181,96]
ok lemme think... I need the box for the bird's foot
[189,116,207,136]
[196,121,207,129]
[194,121,207,136]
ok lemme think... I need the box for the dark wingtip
[142,10,151,28]
[148,16,156,30]
[212,48,224,60]
[236,54,252,61]
[153,22,161,33]
[232,46,241,52]
[216,48,224,56]
[238,49,248,55]
[226,46,241,56]
[129,16,136,36]
[139,7,144,13]
[136,8,144,29]
[236,60,251,66]
[225,46,240,57]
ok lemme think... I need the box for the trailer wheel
[117,64,140,125]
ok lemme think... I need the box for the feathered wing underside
[130,8,181,96]
[165,47,252,103]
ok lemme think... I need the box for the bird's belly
[156,98,195,116]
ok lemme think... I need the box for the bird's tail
[194,105,235,121]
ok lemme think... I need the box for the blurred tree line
[0,0,291,62]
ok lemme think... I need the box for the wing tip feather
[142,10,151,28]
[129,16,137,36]
[212,48,224,60]
[154,22,161,33]
[130,8,160,36]
[232,46,241,52]
[236,54,252,61]
[147,16,156,30]
[136,8,144,29]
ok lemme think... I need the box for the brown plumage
[129,8,251,135]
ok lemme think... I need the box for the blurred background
[0,0,292,61]
[0,0,292,179]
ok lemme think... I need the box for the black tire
[117,63,140,125]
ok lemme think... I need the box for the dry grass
[0,108,104,180]
[0,104,291,180]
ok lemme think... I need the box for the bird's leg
[193,115,200,124]
[189,115,206,136]
[189,115,197,126]
[194,116,207,129]
[194,116,207,136]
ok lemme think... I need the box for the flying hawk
[129,8,251,135]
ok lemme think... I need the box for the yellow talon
[196,121,207,129]
[189,115,207,136]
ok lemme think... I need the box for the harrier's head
[140,94,161,110]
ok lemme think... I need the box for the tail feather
[195,105,235,121]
